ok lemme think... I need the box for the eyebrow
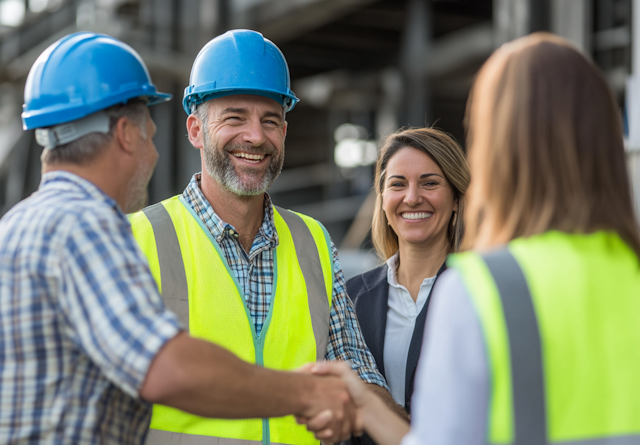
[221,108,284,120]
[262,111,284,120]
[387,173,444,180]
[221,107,248,114]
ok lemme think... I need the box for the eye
[263,119,280,127]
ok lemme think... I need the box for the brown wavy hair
[371,127,470,260]
[464,32,640,256]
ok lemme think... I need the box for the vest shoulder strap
[142,201,189,328]
[481,248,547,445]
[274,205,331,360]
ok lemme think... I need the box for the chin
[124,193,148,214]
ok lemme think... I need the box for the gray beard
[202,132,284,196]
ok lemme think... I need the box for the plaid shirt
[184,174,387,387]
[0,171,181,444]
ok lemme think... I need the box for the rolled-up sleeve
[57,208,181,398]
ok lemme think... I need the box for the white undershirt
[384,252,436,407]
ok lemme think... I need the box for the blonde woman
[346,127,469,422]
[302,33,640,445]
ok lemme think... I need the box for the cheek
[381,192,397,218]
[434,191,456,214]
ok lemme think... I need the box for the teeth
[232,152,265,161]
[401,212,432,220]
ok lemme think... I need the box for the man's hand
[297,361,410,445]
[299,370,361,443]
[296,361,369,440]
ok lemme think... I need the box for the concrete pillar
[626,0,640,217]
[399,0,431,127]
[494,0,550,46]
[551,0,592,54]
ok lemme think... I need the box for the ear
[453,197,459,212]
[187,114,205,149]
[113,116,139,155]
[283,120,288,138]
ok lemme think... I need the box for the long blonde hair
[464,33,640,256]
[372,127,470,260]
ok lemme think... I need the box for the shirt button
[229,229,235,235]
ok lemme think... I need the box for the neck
[200,170,265,252]
[42,154,127,210]
[395,235,448,301]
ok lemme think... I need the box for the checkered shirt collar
[181,173,278,248]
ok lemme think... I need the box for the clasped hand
[295,361,371,443]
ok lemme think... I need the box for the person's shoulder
[2,187,87,230]
[346,264,387,302]
[0,189,117,260]
[38,188,122,234]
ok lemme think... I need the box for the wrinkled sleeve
[401,269,489,445]
[57,209,181,398]
[325,241,388,389]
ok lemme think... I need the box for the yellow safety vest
[129,195,334,445]
[450,231,640,445]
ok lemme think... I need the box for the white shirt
[384,252,437,407]
[401,269,489,445]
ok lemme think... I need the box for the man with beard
[1,32,359,444]
[130,29,400,445]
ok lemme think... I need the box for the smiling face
[200,95,286,196]
[382,146,457,251]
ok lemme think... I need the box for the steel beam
[241,0,378,43]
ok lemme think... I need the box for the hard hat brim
[23,90,173,130]
[182,88,299,115]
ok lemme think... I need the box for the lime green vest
[450,231,640,445]
[129,196,334,445]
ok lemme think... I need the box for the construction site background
[0,0,637,277]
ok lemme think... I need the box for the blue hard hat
[183,29,299,115]
[22,32,171,130]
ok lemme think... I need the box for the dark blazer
[347,261,447,414]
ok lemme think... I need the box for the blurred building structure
[0,0,636,276]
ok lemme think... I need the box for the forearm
[141,332,314,418]
[366,384,410,422]
[362,390,410,445]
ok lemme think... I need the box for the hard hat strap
[35,111,110,149]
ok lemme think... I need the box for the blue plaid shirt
[184,174,387,387]
[0,171,181,444]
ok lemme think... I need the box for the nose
[241,117,267,147]
[404,183,422,206]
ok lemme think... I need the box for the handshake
[294,361,409,445]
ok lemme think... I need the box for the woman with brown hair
[301,32,640,445]
[346,127,469,420]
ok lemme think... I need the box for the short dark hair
[41,99,149,166]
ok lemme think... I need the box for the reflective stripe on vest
[275,206,330,359]
[131,196,332,445]
[482,249,547,445]
[142,202,189,327]
[450,231,640,445]
[140,202,331,358]
[145,429,289,445]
